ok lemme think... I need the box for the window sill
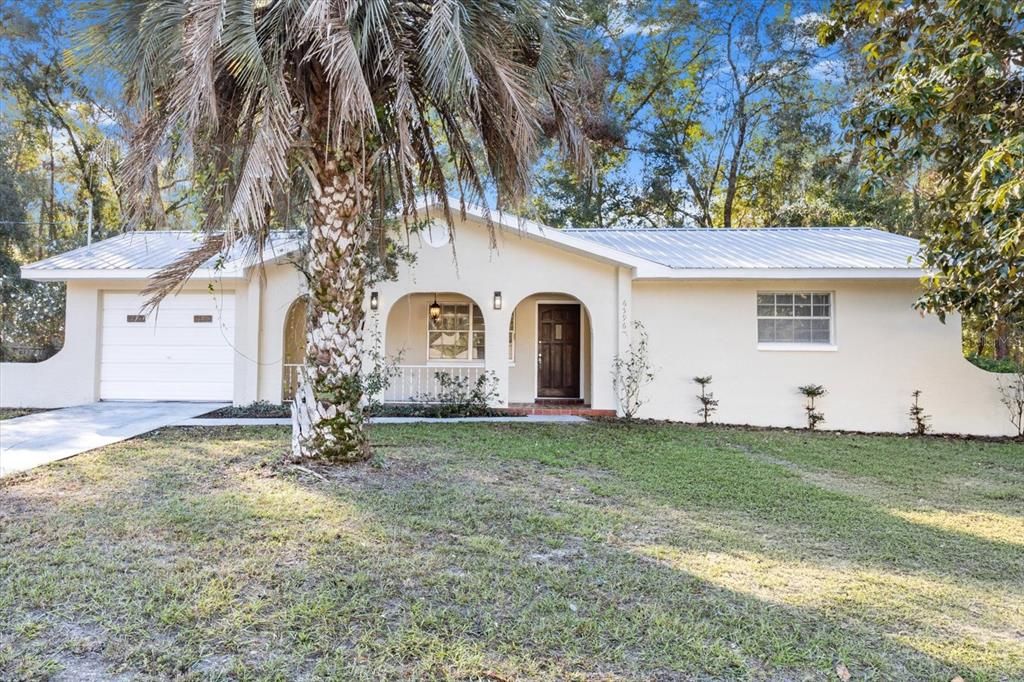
[757,343,838,352]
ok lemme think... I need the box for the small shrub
[366,402,505,418]
[967,354,1021,373]
[998,369,1024,437]
[415,371,499,417]
[612,318,655,419]
[693,375,718,424]
[361,328,403,411]
[203,401,291,418]
[908,389,931,436]
[797,384,826,430]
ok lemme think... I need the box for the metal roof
[22,231,302,274]
[21,219,924,283]
[564,227,923,270]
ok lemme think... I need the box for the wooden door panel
[537,304,580,398]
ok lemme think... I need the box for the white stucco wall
[0,281,101,408]
[254,260,306,405]
[630,278,1012,436]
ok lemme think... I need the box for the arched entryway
[281,297,307,401]
[381,292,492,402]
[507,292,593,405]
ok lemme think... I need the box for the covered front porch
[273,209,632,413]
[378,292,595,407]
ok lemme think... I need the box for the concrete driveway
[0,401,226,477]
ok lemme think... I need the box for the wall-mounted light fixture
[369,291,379,311]
[493,291,502,310]
[429,295,442,322]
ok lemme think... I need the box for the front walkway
[0,401,226,477]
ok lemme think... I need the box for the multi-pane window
[429,303,485,360]
[757,292,832,344]
[427,303,516,362]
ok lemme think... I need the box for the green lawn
[1,423,1021,681]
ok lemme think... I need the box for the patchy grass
[0,408,48,421]
[1,423,1021,681]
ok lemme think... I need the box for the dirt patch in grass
[1,422,1022,680]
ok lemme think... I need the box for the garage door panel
[100,362,234,383]
[102,292,236,312]
[99,380,233,401]
[103,310,235,330]
[101,345,234,364]
[101,328,236,348]
[100,291,236,401]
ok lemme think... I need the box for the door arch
[281,297,307,401]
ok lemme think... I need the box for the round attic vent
[421,221,450,248]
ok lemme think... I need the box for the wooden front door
[537,304,581,398]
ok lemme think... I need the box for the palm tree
[92,0,591,462]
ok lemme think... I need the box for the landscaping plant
[361,328,403,413]
[612,318,655,419]
[417,371,499,418]
[908,390,931,436]
[693,376,718,424]
[798,384,827,430]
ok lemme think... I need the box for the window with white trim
[429,303,485,361]
[757,292,832,344]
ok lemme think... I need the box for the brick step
[502,404,616,417]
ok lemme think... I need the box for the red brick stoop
[502,403,616,417]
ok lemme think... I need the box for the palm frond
[95,0,595,302]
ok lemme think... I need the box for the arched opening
[382,292,491,402]
[507,292,593,405]
[281,296,307,401]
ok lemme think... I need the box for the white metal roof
[564,227,923,271]
[20,209,925,283]
[21,231,302,281]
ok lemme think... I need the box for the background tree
[531,0,866,230]
[825,0,1024,354]
[94,0,592,463]
[0,1,124,360]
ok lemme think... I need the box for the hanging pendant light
[429,295,442,323]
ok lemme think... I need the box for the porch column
[483,305,512,407]
[234,279,261,405]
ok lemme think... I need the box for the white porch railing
[284,363,487,404]
[283,363,302,401]
[381,364,486,403]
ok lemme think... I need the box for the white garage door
[100,291,236,401]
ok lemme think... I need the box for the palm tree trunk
[291,147,371,462]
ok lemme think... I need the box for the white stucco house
[0,202,1011,435]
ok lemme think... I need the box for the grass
[1,422,1021,681]
[0,408,48,421]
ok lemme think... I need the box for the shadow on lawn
[288,452,1006,679]
[1,424,1021,680]
[374,423,1024,585]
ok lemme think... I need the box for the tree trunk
[48,128,56,243]
[994,320,1010,360]
[722,110,746,229]
[291,147,372,463]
